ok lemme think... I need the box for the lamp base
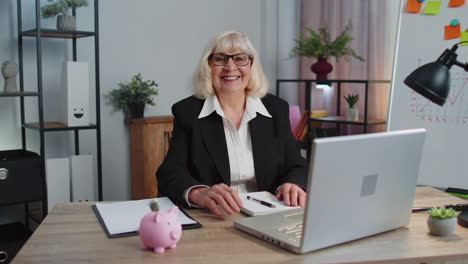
[457,211,468,228]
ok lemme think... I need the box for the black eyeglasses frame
[208,53,254,66]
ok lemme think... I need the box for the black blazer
[156,94,308,206]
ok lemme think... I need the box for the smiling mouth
[74,113,84,118]
[222,76,240,80]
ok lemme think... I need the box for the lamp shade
[404,61,450,106]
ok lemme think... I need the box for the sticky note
[424,1,442,15]
[461,32,468,46]
[445,24,461,39]
[449,0,465,7]
[407,0,423,13]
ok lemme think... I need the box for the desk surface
[13,187,468,264]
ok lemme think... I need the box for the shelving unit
[276,79,390,157]
[0,0,103,227]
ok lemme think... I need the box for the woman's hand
[188,184,243,216]
[276,183,307,207]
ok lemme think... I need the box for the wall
[277,1,301,105]
[0,0,279,205]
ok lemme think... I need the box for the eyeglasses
[209,53,253,66]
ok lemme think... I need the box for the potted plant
[107,73,159,120]
[344,94,359,121]
[290,21,365,80]
[427,206,459,236]
[41,0,88,31]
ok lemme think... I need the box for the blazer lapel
[199,114,231,185]
[249,115,274,189]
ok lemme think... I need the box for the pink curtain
[299,0,397,133]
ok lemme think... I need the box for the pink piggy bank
[139,206,182,253]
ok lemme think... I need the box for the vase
[57,15,76,31]
[310,57,333,80]
[345,107,359,121]
[427,216,456,236]
[128,103,145,119]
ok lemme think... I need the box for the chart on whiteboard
[409,67,468,126]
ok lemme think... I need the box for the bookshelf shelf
[311,116,386,125]
[277,79,391,158]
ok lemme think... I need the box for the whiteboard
[388,0,468,189]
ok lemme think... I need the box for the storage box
[71,154,95,202]
[0,222,31,264]
[58,61,90,126]
[0,150,41,205]
[46,157,70,212]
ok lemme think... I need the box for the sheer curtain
[298,0,399,132]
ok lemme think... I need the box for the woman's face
[210,50,252,97]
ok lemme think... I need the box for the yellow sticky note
[424,1,442,15]
[461,31,468,46]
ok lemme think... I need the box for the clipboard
[92,198,202,238]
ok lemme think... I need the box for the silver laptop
[234,129,426,254]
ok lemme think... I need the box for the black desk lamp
[404,42,468,106]
[404,41,468,228]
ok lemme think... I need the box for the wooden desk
[12,188,468,264]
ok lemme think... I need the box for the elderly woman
[157,31,308,216]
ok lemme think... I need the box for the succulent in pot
[41,0,88,31]
[344,94,359,121]
[427,206,460,236]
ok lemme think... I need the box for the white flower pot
[345,107,359,121]
[427,216,456,236]
[57,15,76,31]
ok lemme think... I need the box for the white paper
[239,191,298,216]
[95,197,196,235]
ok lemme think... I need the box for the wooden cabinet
[130,116,173,200]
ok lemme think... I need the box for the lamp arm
[453,61,468,71]
[454,41,468,46]
[452,42,468,71]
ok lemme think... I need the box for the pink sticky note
[445,24,461,39]
[449,0,465,7]
[406,0,423,13]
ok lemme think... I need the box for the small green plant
[107,73,159,112]
[290,21,364,62]
[344,94,359,108]
[428,206,460,219]
[149,199,159,212]
[41,0,88,18]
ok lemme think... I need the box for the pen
[412,203,468,213]
[246,196,276,208]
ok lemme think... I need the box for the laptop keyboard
[277,223,303,241]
